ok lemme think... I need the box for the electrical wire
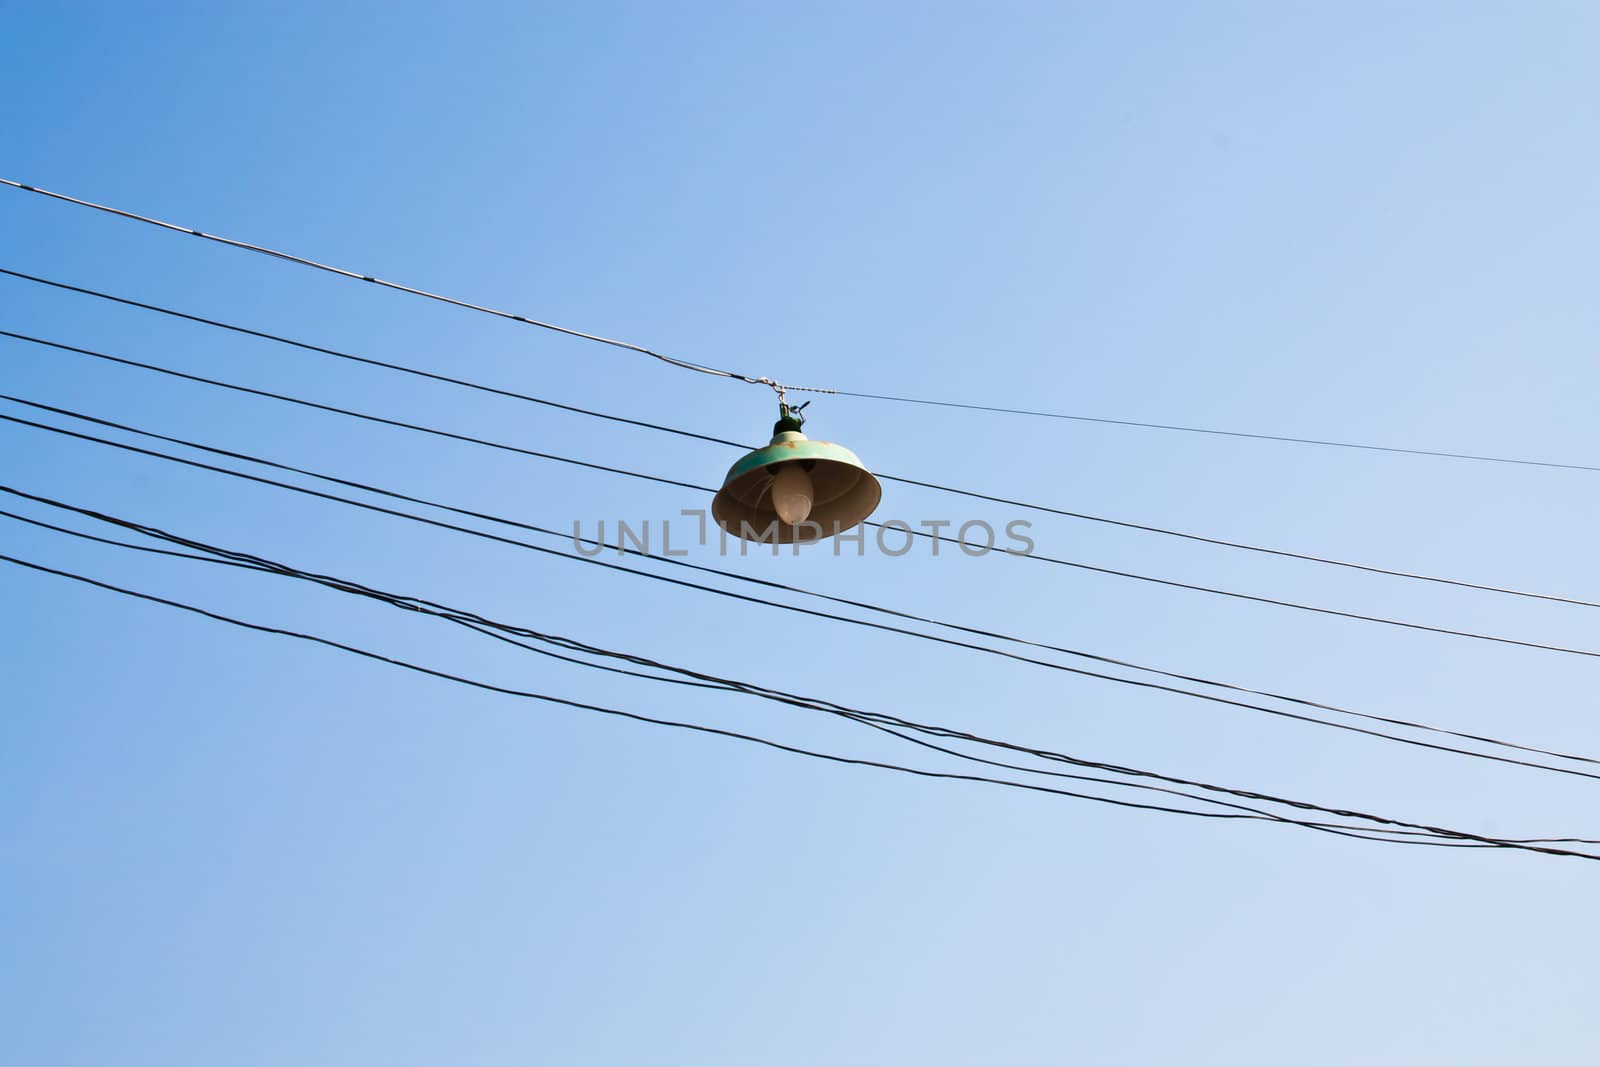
[4,265,1594,611]
[10,187,1599,858]
[872,473,1600,609]
[8,450,1596,783]
[4,533,1594,857]
[7,178,1597,473]
[2,553,1303,829]
[0,514,1519,850]
[0,293,1574,747]
[0,268,747,448]
[0,505,1382,836]
[6,328,1599,664]
[10,403,1600,780]
[6,409,1600,783]
[0,329,710,494]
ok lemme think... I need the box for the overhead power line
[0,268,747,448]
[6,330,1600,662]
[4,266,1594,610]
[0,553,1290,829]
[0,330,710,494]
[36,504,1600,849]
[0,505,1448,843]
[5,179,1595,472]
[9,502,1293,832]
[4,542,1596,859]
[9,460,1599,783]
[6,407,1600,783]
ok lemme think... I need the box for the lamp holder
[773,399,809,436]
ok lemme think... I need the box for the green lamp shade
[712,430,882,544]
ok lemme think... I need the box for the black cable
[6,179,1596,474]
[4,539,1593,857]
[0,268,747,450]
[0,329,713,494]
[6,409,1600,784]
[7,329,1598,664]
[9,405,1599,780]
[5,504,1344,831]
[0,374,1553,762]
[872,472,1600,609]
[10,502,1232,813]
[6,266,1595,611]
[0,551,1313,827]
[0,502,1405,827]
[11,345,1581,774]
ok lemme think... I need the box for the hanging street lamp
[712,401,882,545]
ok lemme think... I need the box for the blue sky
[5,4,1600,1064]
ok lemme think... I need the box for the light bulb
[770,463,814,525]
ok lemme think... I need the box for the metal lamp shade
[712,430,882,544]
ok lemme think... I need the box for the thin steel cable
[831,390,1600,474]
[7,179,1598,473]
[6,410,1600,783]
[0,178,765,385]
[3,267,1592,610]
